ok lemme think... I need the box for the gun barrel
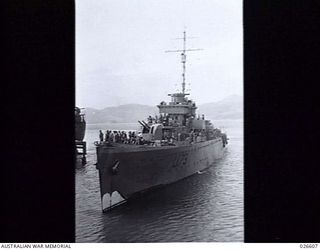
[142,120,150,129]
[138,121,150,132]
[138,120,145,127]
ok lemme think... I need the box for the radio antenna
[165,30,203,94]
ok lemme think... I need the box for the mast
[165,30,202,94]
[182,31,186,94]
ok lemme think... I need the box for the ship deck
[96,138,222,153]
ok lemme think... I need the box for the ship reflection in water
[76,120,243,242]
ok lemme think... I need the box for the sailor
[193,132,197,143]
[123,132,128,144]
[120,132,124,143]
[202,114,205,120]
[136,136,142,145]
[185,117,189,127]
[140,137,145,145]
[123,131,127,143]
[131,131,136,144]
[128,131,131,143]
[115,132,120,143]
[105,130,109,142]
[109,131,114,143]
[165,115,169,126]
[190,130,194,143]
[159,114,163,120]
[99,130,104,142]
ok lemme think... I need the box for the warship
[95,31,228,212]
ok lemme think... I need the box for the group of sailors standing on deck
[98,127,224,146]
[99,130,145,145]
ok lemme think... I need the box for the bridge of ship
[157,92,197,125]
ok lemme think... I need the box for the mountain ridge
[83,95,243,124]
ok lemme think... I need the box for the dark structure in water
[95,32,228,212]
[75,107,86,141]
[75,107,87,165]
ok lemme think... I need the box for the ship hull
[96,138,225,212]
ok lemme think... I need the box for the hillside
[197,95,243,120]
[84,95,243,124]
[84,104,157,124]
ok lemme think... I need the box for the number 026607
[300,244,318,248]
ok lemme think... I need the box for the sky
[76,0,243,109]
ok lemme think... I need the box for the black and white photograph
[3,0,318,246]
[76,0,243,242]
